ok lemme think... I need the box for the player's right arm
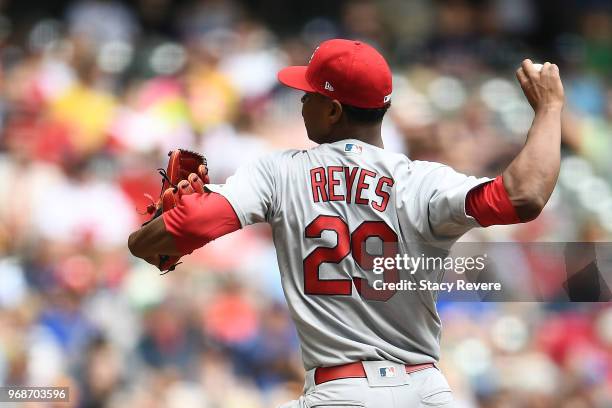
[400,60,564,241]
[501,59,564,221]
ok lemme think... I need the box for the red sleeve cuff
[163,192,241,254]
[466,175,521,227]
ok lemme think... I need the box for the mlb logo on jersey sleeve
[379,366,396,378]
[344,143,363,154]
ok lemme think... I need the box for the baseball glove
[142,149,209,273]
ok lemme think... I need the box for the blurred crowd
[0,0,611,407]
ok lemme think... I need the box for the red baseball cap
[278,39,392,109]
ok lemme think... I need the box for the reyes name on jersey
[206,139,490,370]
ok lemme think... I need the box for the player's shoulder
[244,149,307,176]
[406,160,478,187]
[408,160,449,174]
[250,149,305,164]
[395,160,460,188]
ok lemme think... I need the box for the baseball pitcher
[128,39,564,407]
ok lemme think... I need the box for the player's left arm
[129,152,279,265]
[128,217,181,262]
[128,190,241,264]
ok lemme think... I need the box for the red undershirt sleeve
[162,192,241,255]
[465,175,521,227]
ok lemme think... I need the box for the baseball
[533,63,543,72]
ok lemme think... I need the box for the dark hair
[341,103,390,124]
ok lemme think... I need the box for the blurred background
[0,0,611,406]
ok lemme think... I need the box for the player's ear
[328,99,343,125]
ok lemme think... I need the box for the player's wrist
[534,103,563,115]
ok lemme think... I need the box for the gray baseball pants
[279,361,454,407]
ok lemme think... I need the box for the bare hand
[516,59,564,113]
[175,164,209,198]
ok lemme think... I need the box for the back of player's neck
[342,135,383,149]
[331,126,384,148]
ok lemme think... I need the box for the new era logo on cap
[379,367,396,378]
[277,39,392,109]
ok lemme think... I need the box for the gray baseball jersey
[206,139,490,370]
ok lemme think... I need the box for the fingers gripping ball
[515,59,564,112]
[142,149,209,273]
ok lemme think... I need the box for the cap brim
[277,66,315,92]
